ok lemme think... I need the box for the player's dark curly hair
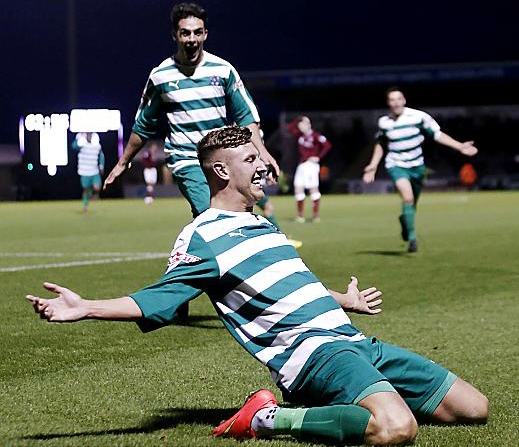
[197,126,252,172]
[170,3,208,31]
[385,86,404,97]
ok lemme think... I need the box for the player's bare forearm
[363,144,384,183]
[26,282,142,322]
[436,132,478,156]
[104,132,147,188]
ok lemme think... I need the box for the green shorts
[387,165,426,200]
[173,164,210,218]
[80,174,101,190]
[282,337,456,416]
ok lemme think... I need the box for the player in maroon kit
[288,116,332,222]
[142,142,159,204]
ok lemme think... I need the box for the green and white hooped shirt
[132,51,260,174]
[131,209,365,392]
[376,107,441,169]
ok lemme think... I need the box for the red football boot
[212,389,278,439]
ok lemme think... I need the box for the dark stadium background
[1,0,519,199]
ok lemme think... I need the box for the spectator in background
[142,142,159,204]
[288,116,332,223]
[363,87,478,252]
[72,132,104,214]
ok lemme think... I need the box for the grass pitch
[1,191,518,447]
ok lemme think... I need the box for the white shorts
[143,167,157,185]
[293,161,320,189]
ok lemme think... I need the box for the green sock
[402,203,416,241]
[274,405,371,444]
[265,215,281,230]
[82,190,91,210]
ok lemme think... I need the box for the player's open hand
[262,154,280,183]
[362,166,376,184]
[103,162,126,190]
[343,276,382,315]
[26,282,87,322]
[459,141,478,157]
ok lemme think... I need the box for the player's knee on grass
[432,378,489,424]
[360,392,418,446]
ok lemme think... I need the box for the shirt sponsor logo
[166,251,201,271]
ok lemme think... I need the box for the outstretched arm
[26,282,142,322]
[329,276,382,315]
[436,132,478,156]
[103,132,147,189]
[363,143,384,183]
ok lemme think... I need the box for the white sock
[251,406,279,436]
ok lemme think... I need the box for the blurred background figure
[289,116,332,223]
[141,143,158,204]
[362,87,478,252]
[72,132,104,214]
[459,162,478,189]
[256,123,303,249]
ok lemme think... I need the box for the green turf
[1,191,518,447]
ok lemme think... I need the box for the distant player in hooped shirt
[289,116,331,223]
[362,87,478,252]
[72,132,105,214]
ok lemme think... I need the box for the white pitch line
[0,252,166,258]
[0,253,168,273]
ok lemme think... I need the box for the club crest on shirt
[166,251,201,271]
[210,75,220,86]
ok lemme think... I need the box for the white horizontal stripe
[166,105,227,125]
[165,148,198,158]
[385,127,421,140]
[223,258,310,311]
[276,333,366,389]
[216,233,289,276]
[196,214,266,242]
[153,64,231,86]
[215,300,235,316]
[255,309,354,364]
[385,156,424,169]
[162,85,225,103]
[238,282,329,342]
[168,159,201,173]
[168,129,212,146]
[387,148,423,161]
[387,135,424,151]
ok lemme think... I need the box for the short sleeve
[130,231,218,332]
[421,111,441,140]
